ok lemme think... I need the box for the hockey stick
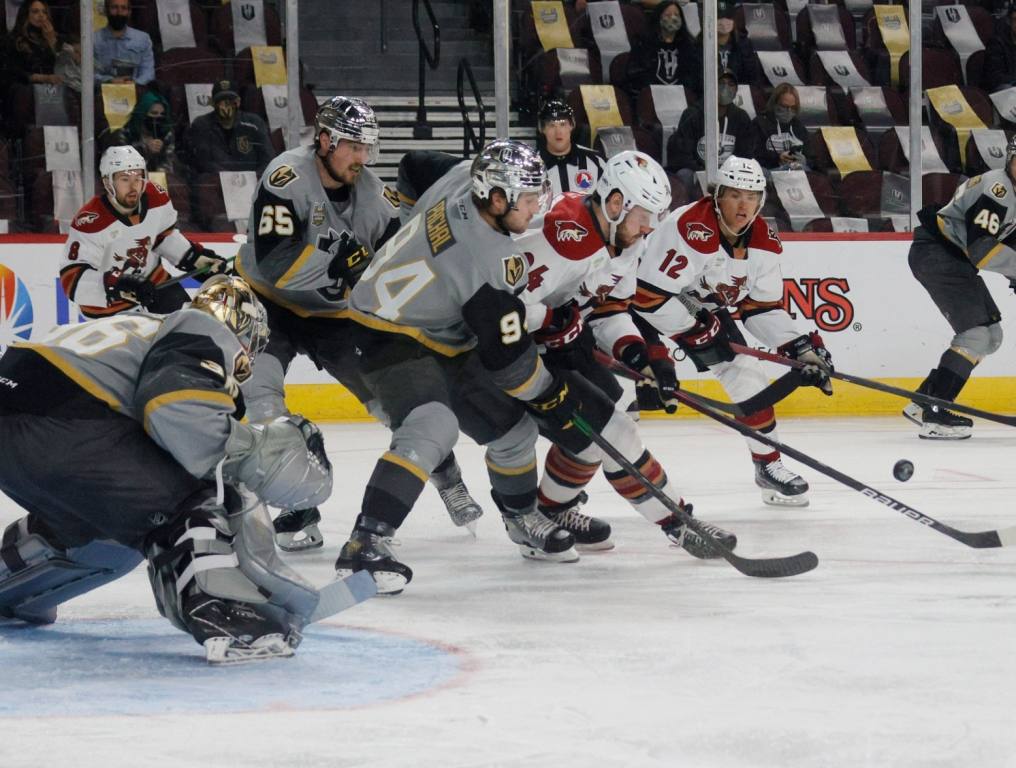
[309,570,377,623]
[569,413,819,578]
[672,388,1016,549]
[729,342,1016,429]
[157,255,237,291]
[592,348,804,417]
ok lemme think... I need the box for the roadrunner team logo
[554,220,589,242]
[709,274,748,306]
[0,264,35,351]
[684,221,714,242]
[502,254,526,288]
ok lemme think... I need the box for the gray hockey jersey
[348,164,552,400]
[0,309,249,479]
[235,145,401,316]
[931,169,1016,278]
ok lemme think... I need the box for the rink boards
[1,232,1013,420]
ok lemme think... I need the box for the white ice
[1,415,1014,768]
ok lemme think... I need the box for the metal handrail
[456,59,486,158]
[412,0,441,139]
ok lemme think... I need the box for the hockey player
[234,96,482,550]
[635,156,834,507]
[904,137,1016,439]
[60,145,230,318]
[518,150,737,553]
[0,276,336,663]
[538,99,605,199]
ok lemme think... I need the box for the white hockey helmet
[595,150,671,245]
[99,145,147,198]
[315,96,380,164]
[470,138,551,210]
[713,155,767,236]
[191,275,269,378]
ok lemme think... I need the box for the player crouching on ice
[635,156,835,507]
[0,277,368,664]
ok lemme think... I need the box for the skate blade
[517,544,579,563]
[919,426,971,440]
[901,404,923,427]
[450,509,484,528]
[576,539,615,552]
[275,524,324,552]
[464,520,479,538]
[760,489,810,508]
[334,567,408,596]
[204,634,295,665]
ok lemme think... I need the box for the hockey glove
[533,304,584,350]
[111,273,158,308]
[674,309,737,371]
[178,244,231,282]
[526,374,581,429]
[619,342,680,413]
[283,414,332,472]
[778,331,834,396]
[327,234,372,288]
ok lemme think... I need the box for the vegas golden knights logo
[268,164,298,188]
[502,254,526,287]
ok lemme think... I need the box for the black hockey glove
[619,342,680,413]
[533,304,584,350]
[110,273,158,308]
[674,309,737,371]
[327,233,372,288]
[285,414,331,472]
[526,374,581,429]
[778,331,834,396]
[178,243,231,282]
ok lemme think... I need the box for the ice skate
[334,524,413,596]
[540,492,613,551]
[754,457,810,507]
[183,596,298,665]
[273,507,324,552]
[659,503,737,560]
[436,479,484,535]
[904,402,972,440]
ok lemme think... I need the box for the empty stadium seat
[923,172,964,208]
[736,3,793,52]
[810,126,878,180]
[797,3,857,63]
[133,0,209,52]
[155,46,227,86]
[208,1,283,55]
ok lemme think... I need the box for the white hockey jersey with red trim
[635,196,799,348]
[59,182,192,317]
[514,192,641,353]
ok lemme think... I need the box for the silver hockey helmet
[191,275,269,377]
[315,96,380,164]
[470,138,551,210]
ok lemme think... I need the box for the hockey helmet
[191,275,269,375]
[713,155,767,236]
[315,96,380,164]
[595,150,671,245]
[470,138,551,210]
[538,99,575,130]
[99,145,147,198]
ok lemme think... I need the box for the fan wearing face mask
[715,0,760,86]
[93,0,154,86]
[625,0,702,97]
[752,83,813,172]
[117,90,177,174]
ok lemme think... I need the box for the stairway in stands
[298,0,535,184]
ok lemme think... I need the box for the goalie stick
[569,413,819,578]
[729,342,1016,429]
[592,348,804,417]
[309,570,377,623]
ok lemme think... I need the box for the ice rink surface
[1,415,1014,768]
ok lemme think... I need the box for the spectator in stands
[93,0,155,86]
[753,84,813,173]
[536,99,605,198]
[716,0,760,86]
[55,35,83,93]
[983,2,1016,93]
[626,0,703,98]
[186,79,274,176]
[119,90,176,174]
[666,68,755,190]
[5,0,64,86]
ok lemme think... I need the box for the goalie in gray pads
[0,276,344,664]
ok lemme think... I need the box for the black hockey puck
[893,459,914,482]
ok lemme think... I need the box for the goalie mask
[713,155,767,238]
[191,275,269,379]
[470,138,551,211]
[315,96,380,164]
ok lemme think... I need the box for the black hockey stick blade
[729,342,1016,429]
[676,389,1016,549]
[157,255,237,291]
[569,413,819,578]
[592,348,804,417]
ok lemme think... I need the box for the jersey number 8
[258,205,295,236]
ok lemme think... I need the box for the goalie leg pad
[0,518,142,624]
